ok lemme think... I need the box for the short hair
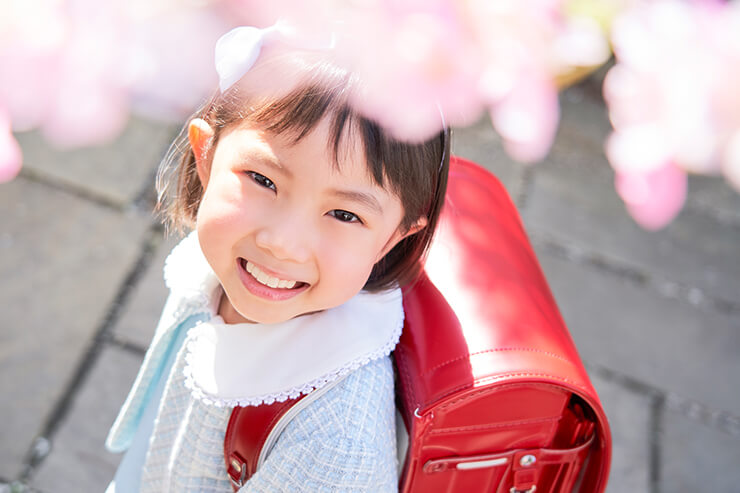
[157,55,449,292]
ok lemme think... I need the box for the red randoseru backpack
[224,156,612,492]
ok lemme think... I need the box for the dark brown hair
[157,56,449,291]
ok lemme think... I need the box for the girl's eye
[329,209,362,224]
[246,171,276,191]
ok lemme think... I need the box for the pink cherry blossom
[615,161,687,231]
[490,73,559,163]
[605,0,740,228]
[0,0,67,131]
[0,0,233,174]
[340,4,483,141]
[0,107,22,183]
[121,5,231,121]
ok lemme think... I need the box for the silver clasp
[511,487,537,493]
[229,458,247,488]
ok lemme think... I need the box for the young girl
[105,24,449,492]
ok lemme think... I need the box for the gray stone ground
[1,73,739,493]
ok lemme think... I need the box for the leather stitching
[421,347,573,378]
[427,378,589,411]
[428,416,561,435]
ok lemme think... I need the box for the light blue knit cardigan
[105,234,401,492]
[239,355,399,492]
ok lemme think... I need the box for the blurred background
[1,1,739,492]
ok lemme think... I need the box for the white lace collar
[165,232,404,408]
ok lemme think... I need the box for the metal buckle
[229,459,247,488]
[510,487,537,493]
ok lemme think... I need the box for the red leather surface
[224,396,303,491]
[397,156,611,492]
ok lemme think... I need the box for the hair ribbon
[215,21,336,93]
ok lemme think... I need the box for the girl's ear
[188,118,215,188]
[403,216,428,238]
[376,217,428,261]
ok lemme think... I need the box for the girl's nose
[254,215,311,264]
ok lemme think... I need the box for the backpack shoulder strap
[224,395,302,491]
[223,376,349,491]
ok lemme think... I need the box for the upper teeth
[246,261,297,289]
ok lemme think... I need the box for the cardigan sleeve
[239,357,399,493]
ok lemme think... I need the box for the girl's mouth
[244,259,306,289]
[237,258,309,300]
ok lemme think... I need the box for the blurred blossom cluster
[267,0,612,160]
[605,0,740,229]
[1,0,738,230]
[0,0,231,182]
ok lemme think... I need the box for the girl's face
[192,117,420,325]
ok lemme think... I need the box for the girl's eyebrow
[240,148,292,177]
[261,157,291,177]
[329,189,384,215]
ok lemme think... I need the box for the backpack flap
[395,157,611,493]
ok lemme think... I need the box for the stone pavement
[1,75,739,493]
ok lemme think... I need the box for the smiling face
[192,117,419,324]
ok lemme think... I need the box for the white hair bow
[214,21,336,93]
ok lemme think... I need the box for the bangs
[211,61,410,196]
[235,82,438,208]
[250,83,364,179]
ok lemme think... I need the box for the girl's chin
[218,295,305,325]
[231,305,330,326]
[222,309,259,325]
[217,293,259,324]
[217,284,334,325]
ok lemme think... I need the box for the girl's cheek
[320,237,376,276]
[196,189,249,241]
[209,178,264,221]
